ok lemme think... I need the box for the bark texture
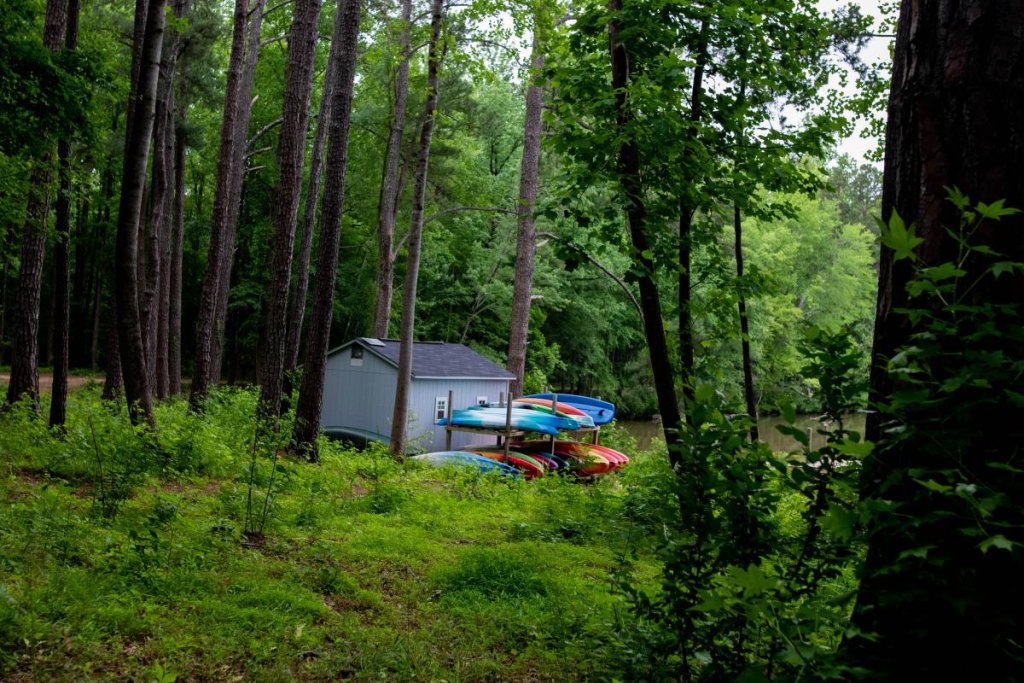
[292,0,362,458]
[114,0,167,427]
[258,0,323,418]
[506,36,544,400]
[5,0,67,410]
[371,0,412,338]
[190,0,254,406]
[851,3,1024,679]
[389,0,444,456]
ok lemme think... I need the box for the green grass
[0,386,663,681]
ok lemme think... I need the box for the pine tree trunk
[113,0,167,428]
[506,34,544,399]
[210,0,266,386]
[607,0,683,467]
[371,0,412,339]
[258,0,323,418]
[292,0,362,458]
[850,3,1024,679]
[389,0,444,457]
[285,44,337,376]
[190,0,256,406]
[169,108,186,395]
[49,0,80,429]
[5,0,67,410]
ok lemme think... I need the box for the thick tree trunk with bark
[607,0,684,467]
[5,0,67,410]
[851,3,1024,679]
[190,0,253,406]
[285,46,337,376]
[114,0,166,427]
[258,0,323,418]
[209,0,266,386]
[292,0,362,458]
[49,0,80,429]
[389,0,444,457]
[371,0,412,338]
[506,36,545,400]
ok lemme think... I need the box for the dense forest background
[0,0,884,420]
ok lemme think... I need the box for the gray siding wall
[322,348,397,439]
[322,346,510,451]
[406,378,511,451]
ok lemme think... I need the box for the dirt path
[0,373,99,392]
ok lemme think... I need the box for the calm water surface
[618,413,866,453]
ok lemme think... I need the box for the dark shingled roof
[329,338,515,380]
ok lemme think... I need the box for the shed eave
[413,375,514,381]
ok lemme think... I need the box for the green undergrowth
[0,385,665,681]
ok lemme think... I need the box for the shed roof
[328,338,515,380]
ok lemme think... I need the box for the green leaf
[991,261,1016,278]
[821,506,857,541]
[776,424,810,447]
[779,399,796,424]
[726,564,777,597]
[920,262,965,281]
[879,211,924,261]
[979,535,1015,554]
[694,383,715,403]
[975,199,1021,220]
[897,545,935,561]
[944,185,970,211]
[834,438,874,458]
[914,478,952,494]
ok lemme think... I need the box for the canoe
[438,407,580,435]
[510,399,596,429]
[464,448,546,478]
[524,393,616,426]
[410,451,522,477]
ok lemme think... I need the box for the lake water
[618,413,866,453]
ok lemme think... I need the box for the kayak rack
[442,390,600,463]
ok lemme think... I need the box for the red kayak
[515,440,629,472]
[465,448,546,478]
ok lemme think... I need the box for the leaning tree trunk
[258,0,323,419]
[849,3,1024,680]
[292,0,362,459]
[113,0,167,428]
[190,0,253,407]
[389,0,444,457]
[5,0,67,410]
[607,0,684,468]
[49,0,81,429]
[285,42,338,377]
[371,0,413,338]
[506,34,544,399]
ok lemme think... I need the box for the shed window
[350,346,363,366]
[476,395,488,406]
[435,396,448,421]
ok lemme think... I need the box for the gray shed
[321,337,515,452]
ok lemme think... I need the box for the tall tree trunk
[169,108,186,395]
[676,18,708,423]
[285,42,338,376]
[146,94,171,393]
[49,0,80,429]
[850,3,1024,680]
[90,259,101,373]
[210,0,266,386]
[292,0,361,458]
[113,0,167,428]
[102,292,124,399]
[733,201,757,441]
[506,33,544,399]
[607,0,683,467]
[258,0,323,418]
[371,0,412,338]
[190,0,256,406]
[389,0,444,457]
[5,0,67,410]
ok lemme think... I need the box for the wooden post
[503,391,512,462]
[444,388,453,450]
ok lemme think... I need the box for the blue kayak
[525,393,616,426]
[437,407,580,435]
[410,451,522,478]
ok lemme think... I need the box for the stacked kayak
[436,407,584,435]
[461,441,630,478]
[410,451,522,478]
[524,393,616,426]
[510,399,596,429]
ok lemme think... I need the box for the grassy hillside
[0,386,665,681]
